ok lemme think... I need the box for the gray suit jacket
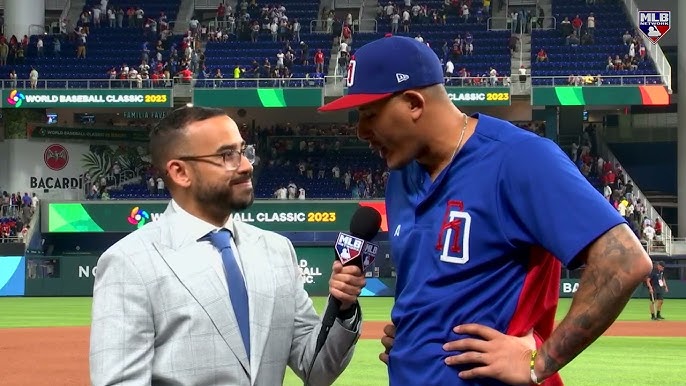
[90,203,360,386]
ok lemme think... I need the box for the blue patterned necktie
[207,229,250,359]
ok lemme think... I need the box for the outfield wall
[17,245,398,297]
[7,256,686,298]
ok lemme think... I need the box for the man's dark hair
[657,261,665,267]
[149,106,227,173]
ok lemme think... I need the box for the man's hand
[443,324,535,385]
[379,323,395,365]
[329,260,365,311]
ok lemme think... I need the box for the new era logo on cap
[318,36,444,112]
[396,73,410,83]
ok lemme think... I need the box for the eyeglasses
[177,144,256,171]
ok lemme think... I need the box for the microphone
[324,206,382,326]
[305,206,381,386]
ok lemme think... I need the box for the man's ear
[166,160,192,189]
[400,90,426,121]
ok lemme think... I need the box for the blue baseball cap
[318,35,444,112]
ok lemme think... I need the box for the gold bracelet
[530,349,543,385]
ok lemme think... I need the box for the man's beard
[194,177,254,215]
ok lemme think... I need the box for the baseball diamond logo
[6,89,26,107]
[127,206,151,229]
[43,144,69,171]
[638,10,670,44]
[435,200,471,264]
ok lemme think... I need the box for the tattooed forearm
[536,224,653,379]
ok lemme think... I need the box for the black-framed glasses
[177,144,256,171]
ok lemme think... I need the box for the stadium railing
[621,0,672,92]
[2,75,517,89]
[530,16,557,31]
[193,0,222,9]
[530,75,664,86]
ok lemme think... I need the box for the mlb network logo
[335,233,364,265]
[638,10,670,44]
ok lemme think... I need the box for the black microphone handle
[321,294,342,329]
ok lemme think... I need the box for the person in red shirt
[536,48,548,62]
[314,49,325,73]
[572,15,583,35]
[179,67,193,83]
[655,218,663,236]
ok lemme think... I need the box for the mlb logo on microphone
[335,233,363,264]
[638,10,670,44]
[361,242,379,270]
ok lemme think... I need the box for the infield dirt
[0,321,684,386]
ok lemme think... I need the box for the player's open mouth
[369,143,386,158]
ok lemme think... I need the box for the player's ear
[400,90,425,121]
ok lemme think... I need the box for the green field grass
[1,297,685,328]
[1,297,684,385]
[281,337,686,385]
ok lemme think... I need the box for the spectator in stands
[35,37,44,57]
[274,185,287,199]
[571,14,583,35]
[402,8,411,32]
[566,31,580,46]
[489,67,498,86]
[536,48,548,62]
[314,49,324,74]
[29,66,38,88]
[622,30,632,45]
[0,41,7,66]
[654,218,663,237]
[560,16,572,37]
[508,34,518,53]
[390,11,400,34]
[586,12,595,36]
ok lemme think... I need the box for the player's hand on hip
[379,323,395,365]
[443,324,536,386]
[329,260,365,310]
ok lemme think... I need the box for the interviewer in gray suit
[89,107,365,386]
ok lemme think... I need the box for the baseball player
[319,36,653,385]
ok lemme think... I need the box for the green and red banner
[532,85,669,106]
[43,200,388,233]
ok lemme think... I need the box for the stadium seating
[2,0,181,87]
[373,0,510,77]
[531,0,660,85]
[201,0,330,84]
[254,146,386,199]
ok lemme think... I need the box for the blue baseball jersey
[385,114,626,386]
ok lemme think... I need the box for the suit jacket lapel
[233,222,275,383]
[154,205,250,373]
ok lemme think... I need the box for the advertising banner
[0,256,26,296]
[558,278,686,298]
[44,200,389,233]
[21,247,388,296]
[29,126,149,142]
[0,140,91,201]
[3,89,173,108]
[445,87,511,106]
[531,85,669,106]
[193,88,322,108]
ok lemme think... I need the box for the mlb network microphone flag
[638,10,671,44]
[335,232,379,271]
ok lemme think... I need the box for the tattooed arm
[534,223,653,380]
